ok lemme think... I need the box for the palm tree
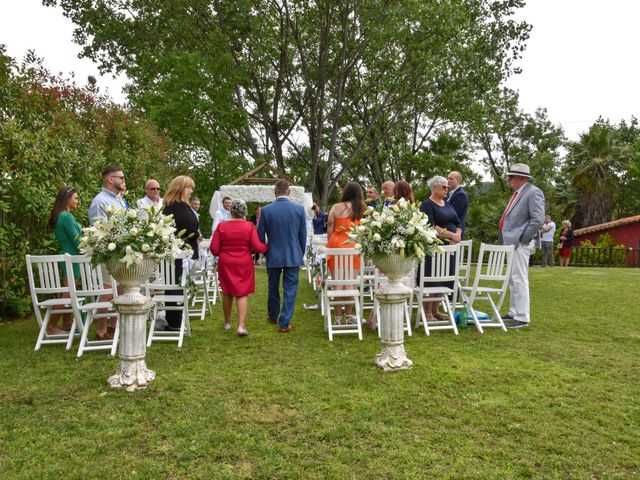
[563,124,629,228]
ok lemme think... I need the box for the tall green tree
[562,122,630,228]
[467,87,565,194]
[45,0,531,208]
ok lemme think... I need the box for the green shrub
[0,47,183,317]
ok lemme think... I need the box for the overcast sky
[1,0,639,141]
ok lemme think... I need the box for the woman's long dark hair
[49,187,76,229]
[340,182,366,220]
[394,181,415,204]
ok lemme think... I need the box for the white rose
[127,210,137,219]
[108,243,117,251]
[373,233,381,241]
[141,244,151,252]
[130,227,139,236]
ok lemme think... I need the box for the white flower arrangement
[79,205,192,267]
[346,198,442,259]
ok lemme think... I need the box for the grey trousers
[541,241,554,266]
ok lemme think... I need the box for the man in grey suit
[498,163,545,329]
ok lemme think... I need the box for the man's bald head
[381,181,395,199]
[447,171,462,189]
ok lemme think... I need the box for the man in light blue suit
[498,163,545,329]
[258,179,307,332]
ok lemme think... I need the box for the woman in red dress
[558,219,574,267]
[210,199,268,336]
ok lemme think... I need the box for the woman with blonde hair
[162,176,200,330]
[558,219,574,267]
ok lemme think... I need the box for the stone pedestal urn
[372,254,415,372]
[106,258,157,392]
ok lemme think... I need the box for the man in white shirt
[137,179,163,209]
[540,215,556,267]
[212,196,232,233]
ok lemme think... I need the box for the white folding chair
[147,259,191,347]
[322,248,364,341]
[411,244,460,335]
[64,254,119,357]
[459,243,514,333]
[189,256,212,321]
[360,261,377,319]
[205,253,221,306]
[454,240,473,307]
[26,254,76,350]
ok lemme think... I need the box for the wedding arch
[208,163,314,230]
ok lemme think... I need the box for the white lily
[119,245,143,267]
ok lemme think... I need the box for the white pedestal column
[374,284,413,372]
[108,289,155,392]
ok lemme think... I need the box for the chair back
[470,243,515,297]
[417,244,460,286]
[324,247,364,286]
[64,254,115,299]
[26,254,69,326]
[475,243,514,282]
[26,254,68,296]
[147,258,186,293]
[457,240,473,286]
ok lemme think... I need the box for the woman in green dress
[48,187,82,335]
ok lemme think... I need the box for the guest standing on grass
[47,187,82,335]
[381,180,395,207]
[418,176,462,323]
[210,199,268,336]
[446,171,469,239]
[212,196,231,234]
[558,220,574,267]
[393,180,415,205]
[88,165,127,339]
[162,176,200,331]
[498,163,545,329]
[540,215,556,267]
[137,179,163,210]
[258,180,307,333]
[311,204,327,234]
[326,182,366,325]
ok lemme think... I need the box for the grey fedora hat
[506,163,533,179]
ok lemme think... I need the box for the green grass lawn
[1,267,638,479]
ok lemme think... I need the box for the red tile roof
[573,214,640,236]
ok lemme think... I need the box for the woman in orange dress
[325,182,366,324]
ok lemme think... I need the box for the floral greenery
[347,198,442,259]
[79,206,190,267]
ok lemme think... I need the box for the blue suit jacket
[258,197,307,268]
[447,187,469,231]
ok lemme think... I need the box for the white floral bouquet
[79,205,192,267]
[347,198,442,259]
